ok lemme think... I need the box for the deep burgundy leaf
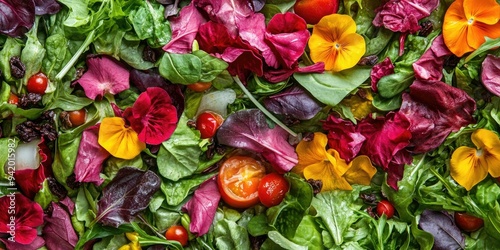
[263,85,322,121]
[372,0,439,33]
[0,0,35,37]
[96,167,161,227]
[74,125,110,186]
[216,109,298,173]
[322,114,366,162]
[34,0,61,15]
[43,202,79,250]
[419,210,465,250]
[371,57,394,92]
[182,177,221,236]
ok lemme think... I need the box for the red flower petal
[123,87,178,145]
[323,114,366,162]
[0,193,43,244]
[371,57,394,92]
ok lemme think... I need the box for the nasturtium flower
[98,117,146,160]
[308,14,366,72]
[294,132,376,191]
[443,0,500,57]
[450,129,500,191]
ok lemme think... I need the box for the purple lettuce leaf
[237,13,277,69]
[34,0,60,15]
[372,0,439,33]
[74,124,110,186]
[42,202,79,250]
[59,196,75,215]
[216,109,298,173]
[194,0,254,36]
[371,57,394,92]
[96,167,161,227]
[264,62,325,83]
[263,85,322,121]
[162,2,207,53]
[481,54,500,97]
[399,80,476,154]
[0,0,35,37]
[182,177,221,236]
[419,210,465,250]
[413,35,452,81]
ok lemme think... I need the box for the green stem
[55,29,96,81]
[233,77,298,138]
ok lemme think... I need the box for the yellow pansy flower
[450,129,500,191]
[98,117,146,160]
[294,132,376,191]
[118,232,141,250]
[308,14,366,72]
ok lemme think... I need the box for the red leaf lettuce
[74,124,110,186]
[162,2,207,53]
[42,202,79,250]
[322,114,366,163]
[373,0,439,34]
[263,85,322,121]
[413,35,452,81]
[14,139,52,199]
[0,0,34,37]
[370,57,394,92]
[182,177,221,236]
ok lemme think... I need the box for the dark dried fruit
[307,179,323,195]
[16,110,58,142]
[359,193,377,205]
[444,55,460,68]
[59,111,72,129]
[419,20,433,37]
[19,93,43,109]
[357,55,379,66]
[66,174,82,190]
[10,56,26,78]
[16,121,41,142]
[47,177,67,199]
[250,235,266,250]
[143,46,160,63]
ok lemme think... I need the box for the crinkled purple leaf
[34,0,61,15]
[74,124,110,186]
[0,237,44,250]
[77,55,130,100]
[419,210,465,250]
[413,35,452,81]
[237,13,277,68]
[123,87,178,145]
[194,0,254,36]
[322,114,366,162]
[372,0,439,33]
[264,62,325,83]
[264,85,322,121]
[162,2,207,53]
[217,109,298,173]
[97,167,161,227]
[371,57,394,92]
[265,12,309,70]
[59,196,75,215]
[182,177,221,236]
[43,202,79,250]
[481,54,500,97]
[399,80,476,154]
[0,0,35,37]
[130,69,185,118]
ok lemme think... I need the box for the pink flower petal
[162,2,207,53]
[74,124,110,186]
[481,54,500,96]
[323,114,366,162]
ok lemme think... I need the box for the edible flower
[450,129,500,191]
[443,0,500,57]
[0,193,44,244]
[308,14,366,72]
[118,232,141,250]
[294,132,376,191]
[98,117,146,160]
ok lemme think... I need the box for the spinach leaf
[159,53,202,84]
[213,216,251,250]
[290,215,323,250]
[0,37,23,83]
[42,33,71,80]
[193,50,229,83]
[20,20,46,89]
[128,0,171,48]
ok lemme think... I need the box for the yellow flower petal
[294,132,329,173]
[98,117,146,160]
[471,129,500,177]
[343,155,377,186]
[332,33,366,72]
[463,0,500,25]
[326,148,349,175]
[450,146,489,191]
[303,161,352,191]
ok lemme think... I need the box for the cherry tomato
[27,72,48,94]
[196,111,223,139]
[258,173,289,207]
[68,109,87,127]
[187,82,212,92]
[8,93,19,105]
[376,200,395,219]
[218,155,267,208]
[454,212,484,232]
[165,225,189,246]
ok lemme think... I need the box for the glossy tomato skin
[187,82,212,92]
[218,155,266,208]
[454,212,484,232]
[68,109,87,127]
[258,173,289,207]
[165,225,189,246]
[293,0,339,24]
[196,111,223,139]
[376,200,395,219]
[8,93,19,105]
[27,72,48,94]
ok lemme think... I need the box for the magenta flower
[322,114,366,162]
[14,139,52,199]
[77,55,130,100]
[0,193,44,244]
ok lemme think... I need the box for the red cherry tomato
[196,111,223,139]
[8,93,19,105]
[27,72,48,94]
[258,173,289,207]
[454,212,484,232]
[293,0,339,24]
[68,109,87,127]
[165,225,189,246]
[187,82,212,92]
[376,200,395,219]
[218,155,266,208]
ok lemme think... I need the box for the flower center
[334,43,341,49]
[468,17,474,25]
[475,148,483,158]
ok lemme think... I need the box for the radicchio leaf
[42,202,78,250]
[182,177,221,236]
[217,109,298,173]
[162,2,207,53]
[74,124,110,186]
[419,210,465,250]
[372,0,439,33]
[263,85,322,121]
[322,114,366,162]
[0,0,35,37]
[481,54,500,97]
[413,35,452,81]
[399,80,476,153]
[96,167,161,227]
[371,57,394,92]
[34,0,61,15]
[194,0,254,36]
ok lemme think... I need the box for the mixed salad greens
[1,0,500,249]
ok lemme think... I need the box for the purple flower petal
[182,177,221,236]
[481,54,500,97]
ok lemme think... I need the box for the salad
[1,0,500,249]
